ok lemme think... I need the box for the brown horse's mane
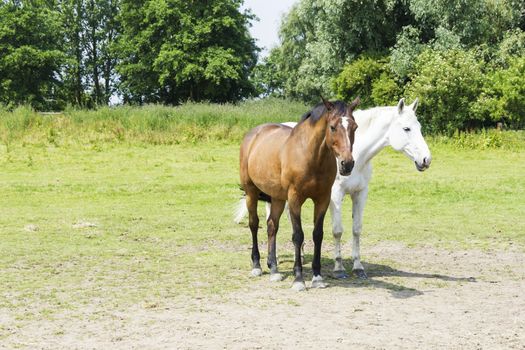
[299,100,348,125]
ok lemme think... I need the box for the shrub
[332,56,402,107]
[472,57,525,129]
[370,73,403,106]
[405,49,487,134]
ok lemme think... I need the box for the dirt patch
[1,243,524,349]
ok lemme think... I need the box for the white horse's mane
[353,106,396,134]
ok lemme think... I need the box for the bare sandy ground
[1,243,524,349]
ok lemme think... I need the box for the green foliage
[276,0,409,102]
[390,26,424,81]
[333,57,384,107]
[405,49,486,134]
[0,3,65,109]
[409,0,522,46]
[333,56,401,107]
[116,0,258,104]
[431,27,463,51]
[58,0,121,107]
[472,57,525,129]
[274,0,522,103]
[370,73,403,106]
[390,26,463,81]
[250,49,285,97]
[493,29,525,68]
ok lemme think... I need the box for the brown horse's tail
[237,185,271,203]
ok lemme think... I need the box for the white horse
[234,98,431,279]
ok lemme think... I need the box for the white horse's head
[387,98,431,172]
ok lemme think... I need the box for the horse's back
[240,123,292,199]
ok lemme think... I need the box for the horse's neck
[294,118,332,166]
[353,107,394,170]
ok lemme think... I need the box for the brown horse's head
[321,96,360,176]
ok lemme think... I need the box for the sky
[241,0,298,57]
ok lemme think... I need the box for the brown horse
[239,97,360,291]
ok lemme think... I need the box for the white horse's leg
[351,188,368,279]
[330,186,347,279]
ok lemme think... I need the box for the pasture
[0,103,524,348]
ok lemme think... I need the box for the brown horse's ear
[349,97,360,111]
[321,95,334,111]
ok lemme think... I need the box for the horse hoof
[311,276,327,289]
[291,281,306,292]
[251,268,262,277]
[333,270,349,279]
[354,269,368,279]
[269,273,283,282]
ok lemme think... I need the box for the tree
[275,0,412,102]
[116,0,258,104]
[84,0,120,105]
[409,0,522,46]
[250,48,284,98]
[59,0,86,106]
[0,2,65,109]
[58,0,120,107]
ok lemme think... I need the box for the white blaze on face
[342,117,349,130]
[341,117,351,147]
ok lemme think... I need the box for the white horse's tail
[233,197,290,224]
[233,198,249,224]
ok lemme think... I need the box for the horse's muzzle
[340,160,355,176]
[415,157,431,172]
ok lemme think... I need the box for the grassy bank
[1,99,524,150]
[0,99,309,146]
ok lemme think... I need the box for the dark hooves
[333,270,349,279]
[354,269,368,279]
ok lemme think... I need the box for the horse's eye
[330,126,336,132]
[403,127,411,132]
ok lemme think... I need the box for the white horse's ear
[397,98,405,114]
[410,98,419,112]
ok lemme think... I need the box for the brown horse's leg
[311,195,330,288]
[288,193,306,291]
[245,187,262,276]
[267,199,286,282]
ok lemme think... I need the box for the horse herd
[237,97,431,291]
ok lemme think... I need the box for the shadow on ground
[273,254,476,299]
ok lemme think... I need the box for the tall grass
[1,99,524,150]
[0,99,309,146]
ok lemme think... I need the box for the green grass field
[0,102,524,327]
